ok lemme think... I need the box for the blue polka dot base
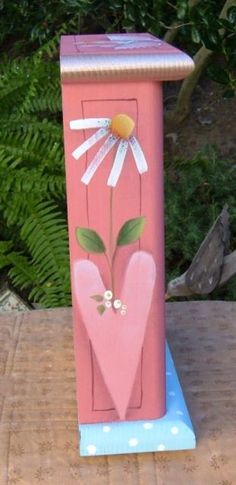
[79,343,196,456]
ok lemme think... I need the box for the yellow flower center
[110,114,135,140]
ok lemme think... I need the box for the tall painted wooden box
[60,33,195,455]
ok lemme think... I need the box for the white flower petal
[81,134,117,185]
[129,136,148,174]
[70,118,111,130]
[72,127,108,160]
[107,139,128,187]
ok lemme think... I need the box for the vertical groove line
[81,100,90,261]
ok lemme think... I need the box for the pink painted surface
[61,79,166,423]
[60,30,172,423]
[74,252,156,420]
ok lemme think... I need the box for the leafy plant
[165,0,236,123]
[0,46,71,307]
[165,146,236,300]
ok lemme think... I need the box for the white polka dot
[128,438,139,447]
[176,410,184,416]
[102,425,111,433]
[169,391,175,397]
[143,422,154,430]
[166,371,172,376]
[157,444,166,451]
[86,444,97,455]
[171,426,179,435]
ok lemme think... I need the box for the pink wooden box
[60,33,194,425]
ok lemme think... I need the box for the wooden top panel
[60,33,194,83]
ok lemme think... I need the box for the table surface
[0,301,236,485]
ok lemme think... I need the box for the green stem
[109,187,114,261]
[104,252,113,291]
[105,187,115,295]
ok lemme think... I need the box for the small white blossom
[113,299,122,309]
[105,301,112,308]
[104,290,113,300]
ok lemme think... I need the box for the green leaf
[97,304,106,315]
[223,88,235,99]
[0,240,13,252]
[117,216,145,246]
[202,31,221,51]
[177,0,187,20]
[191,26,200,44]
[207,65,230,85]
[0,254,10,268]
[76,227,106,254]
[227,6,236,25]
[91,294,103,302]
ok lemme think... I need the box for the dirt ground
[164,79,236,162]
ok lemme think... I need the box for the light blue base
[79,342,196,456]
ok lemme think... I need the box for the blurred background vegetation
[0,0,235,307]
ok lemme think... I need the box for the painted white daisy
[69,113,148,187]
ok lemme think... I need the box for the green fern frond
[20,201,70,307]
[7,253,39,290]
[0,54,60,117]
[2,193,37,227]
[0,167,65,203]
[35,17,78,59]
[1,201,71,307]
[0,39,72,307]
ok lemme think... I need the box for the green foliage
[0,48,70,308]
[0,0,164,50]
[189,1,236,96]
[165,147,236,300]
[0,1,85,49]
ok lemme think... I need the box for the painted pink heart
[74,251,156,420]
